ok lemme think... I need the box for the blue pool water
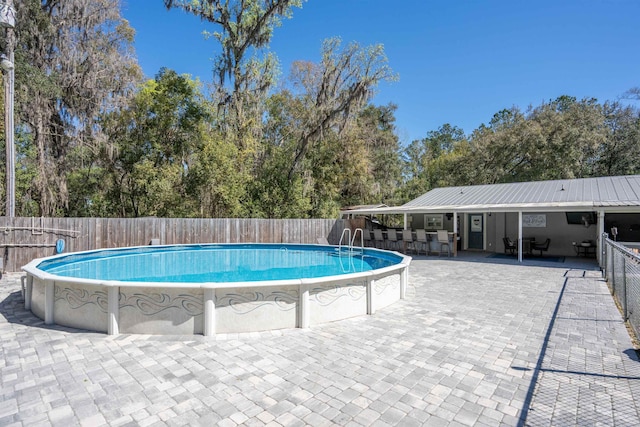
[36,244,402,283]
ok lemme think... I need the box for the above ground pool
[22,244,411,336]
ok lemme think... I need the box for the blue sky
[121,0,640,144]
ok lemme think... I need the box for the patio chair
[503,237,517,255]
[415,229,430,255]
[373,229,385,249]
[402,229,416,254]
[437,230,451,257]
[531,238,550,256]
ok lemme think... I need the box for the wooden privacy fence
[0,217,353,272]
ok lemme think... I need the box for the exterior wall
[443,215,456,233]
[410,215,425,229]
[485,213,496,252]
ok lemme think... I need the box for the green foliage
[594,101,640,176]
[186,132,247,218]
[10,0,140,216]
[401,124,466,199]
[100,69,213,217]
[164,0,305,163]
[12,128,39,216]
[247,144,312,218]
[402,96,640,194]
[350,104,403,206]
[285,37,398,181]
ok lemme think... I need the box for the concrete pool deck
[1,253,639,426]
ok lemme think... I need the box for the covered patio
[342,175,640,263]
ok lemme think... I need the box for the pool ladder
[338,228,365,256]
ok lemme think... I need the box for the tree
[464,107,538,184]
[594,101,640,176]
[163,1,306,217]
[346,104,402,206]
[10,0,139,216]
[622,87,640,100]
[100,69,210,217]
[163,0,304,151]
[245,89,314,217]
[528,96,606,179]
[446,97,608,186]
[285,38,398,181]
[402,124,466,198]
[186,132,246,218]
[248,39,397,218]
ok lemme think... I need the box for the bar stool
[416,229,430,255]
[373,229,385,249]
[386,229,402,251]
[437,230,451,257]
[402,229,416,253]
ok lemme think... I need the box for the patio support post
[453,211,458,256]
[518,211,523,263]
[453,212,458,235]
[403,213,408,230]
[597,210,605,265]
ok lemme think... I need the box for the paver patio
[1,254,639,426]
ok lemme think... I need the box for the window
[424,214,443,229]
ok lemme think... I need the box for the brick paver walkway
[1,255,639,426]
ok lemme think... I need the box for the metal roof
[341,203,388,210]
[342,175,640,215]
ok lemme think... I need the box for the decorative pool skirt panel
[54,281,109,333]
[309,280,367,326]
[215,286,298,333]
[373,272,402,311]
[118,287,204,335]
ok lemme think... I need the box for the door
[468,214,484,250]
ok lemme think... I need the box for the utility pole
[1,0,15,217]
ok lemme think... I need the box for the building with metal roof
[342,175,640,262]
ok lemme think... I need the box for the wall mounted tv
[566,211,597,225]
